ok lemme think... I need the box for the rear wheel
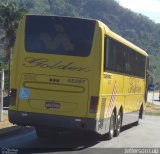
[114,112,122,137]
[135,105,143,126]
[108,111,115,140]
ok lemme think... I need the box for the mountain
[4,0,160,86]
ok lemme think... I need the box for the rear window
[25,15,95,57]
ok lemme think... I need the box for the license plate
[45,101,60,109]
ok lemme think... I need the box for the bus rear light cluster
[9,88,17,106]
[89,96,99,113]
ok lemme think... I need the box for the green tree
[0,0,28,90]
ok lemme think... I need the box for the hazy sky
[115,0,160,23]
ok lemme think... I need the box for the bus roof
[97,20,148,57]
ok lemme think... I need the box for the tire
[139,106,143,119]
[134,120,139,126]
[135,106,143,126]
[108,111,115,140]
[114,112,122,137]
[134,114,139,126]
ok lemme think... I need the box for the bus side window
[104,36,109,71]
[105,36,126,74]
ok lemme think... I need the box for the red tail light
[89,96,99,113]
[9,89,17,106]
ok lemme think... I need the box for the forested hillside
[2,0,160,86]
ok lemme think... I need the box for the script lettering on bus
[23,57,91,72]
[128,77,142,93]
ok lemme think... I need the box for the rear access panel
[18,74,89,117]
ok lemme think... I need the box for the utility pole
[0,68,4,122]
[0,43,5,122]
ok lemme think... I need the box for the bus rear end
[9,15,104,135]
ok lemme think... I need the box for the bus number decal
[104,74,111,79]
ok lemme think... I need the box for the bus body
[9,15,148,137]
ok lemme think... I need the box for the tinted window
[105,37,146,78]
[25,15,95,57]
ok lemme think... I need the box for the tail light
[9,89,17,106]
[89,96,99,113]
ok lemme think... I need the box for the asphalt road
[0,115,160,154]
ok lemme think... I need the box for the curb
[0,126,23,137]
[0,126,22,136]
[0,121,23,137]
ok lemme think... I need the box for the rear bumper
[9,110,98,132]
[9,110,110,134]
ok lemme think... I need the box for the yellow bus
[9,15,149,139]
